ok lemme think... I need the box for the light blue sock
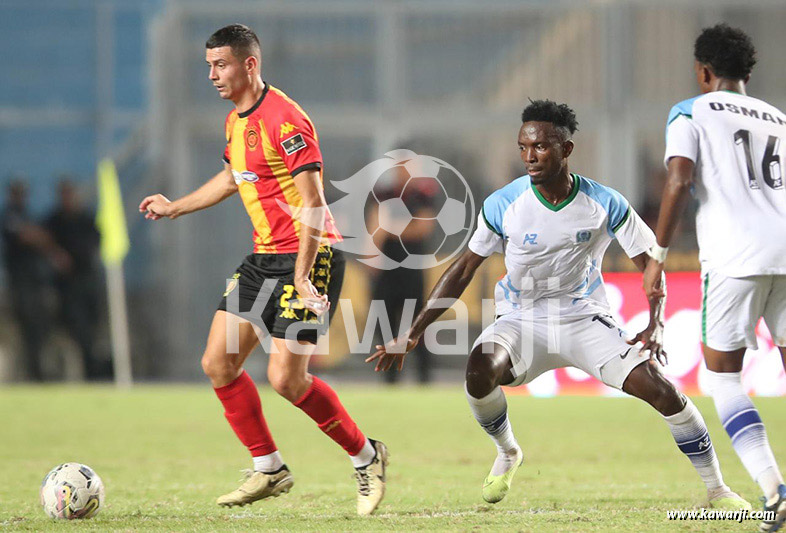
[663,397,725,491]
[706,370,783,500]
[464,383,518,454]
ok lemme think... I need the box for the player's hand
[139,194,176,220]
[628,321,667,366]
[293,277,329,316]
[642,259,666,300]
[365,333,420,372]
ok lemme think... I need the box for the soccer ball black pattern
[40,463,104,519]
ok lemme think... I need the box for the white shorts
[702,271,786,351]
[471,306,649,390]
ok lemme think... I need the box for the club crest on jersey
[522,233,538,245]
[231,169,260,184]
[245,128,259,151]
[281,133,307,155]
[576,230,591,243]
[279,122,298,138]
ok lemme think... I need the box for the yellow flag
[96,158,130,265]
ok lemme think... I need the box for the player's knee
[465,346,509,398]
[465,367,497,399]
[624,362,683,416]
[267,367,306,402]
[200,352,218,377]
[201,351,236,384]
[651,378,685,416]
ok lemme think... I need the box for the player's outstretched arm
[366,248,486,372]
[630,252,667,365]
[139,164,237,220]
[642,156,695,299]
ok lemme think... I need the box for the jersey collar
[237,82,270,118]
[531,173,580,212]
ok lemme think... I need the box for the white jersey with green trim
[468,173,655,316]
[664,91,786,277]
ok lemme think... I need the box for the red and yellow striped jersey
[222,83,342,254]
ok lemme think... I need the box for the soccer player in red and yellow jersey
[139,24,387,516]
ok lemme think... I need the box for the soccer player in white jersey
[368,99,748,510]
[643,24,786,531]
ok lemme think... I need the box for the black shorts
[217,247,344,343]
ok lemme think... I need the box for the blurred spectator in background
[366,165,437,384]
[639,151,698,252]
[0,180,68,381]
[46,178,110,380]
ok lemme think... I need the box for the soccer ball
[40,463,104,519]
[367,150,474,269]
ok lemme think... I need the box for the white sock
[253,451,284,473]
[489,449,523,477]
[465,383,520,475]
[350,438,376,469]
[663,397,725,491]
[706,370,784,500]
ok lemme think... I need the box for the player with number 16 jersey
[664,84,786,277]
[645,25,786,531]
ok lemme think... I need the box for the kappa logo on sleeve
[281,133,307,155]
[279,122,298,138]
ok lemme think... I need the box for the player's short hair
[521,99,579,139]
[206,24,261,61]
[694,23,756,80]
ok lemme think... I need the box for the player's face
[206,46,251,101]
[518,122,573,185]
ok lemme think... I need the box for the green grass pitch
[1,385,782,531]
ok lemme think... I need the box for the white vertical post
[106,263,133,387]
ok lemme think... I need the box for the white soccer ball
[40,463,104,519]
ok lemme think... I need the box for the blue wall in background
[0,1,160,215]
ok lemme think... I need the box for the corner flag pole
[96,158,133,388]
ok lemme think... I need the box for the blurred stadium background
[1,0,785,391]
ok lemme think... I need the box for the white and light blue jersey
[665,91,786,277]
[468,174,655,316]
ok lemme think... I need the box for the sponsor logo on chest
[522,233,538,245]
[231,169,260,184]
[513,228,593,249]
